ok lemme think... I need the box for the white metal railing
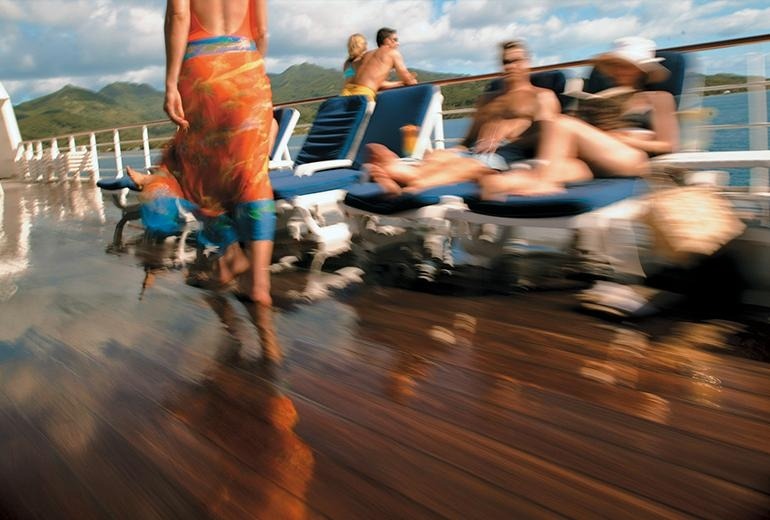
[11,34,770,188]
[12,118,175,183]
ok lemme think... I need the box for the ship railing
[13,119,176,183]
[12,34,770,190]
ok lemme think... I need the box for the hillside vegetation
[13,63,763,140]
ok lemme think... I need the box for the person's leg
[234,199,276,305]
[268,118,278,155]
[243,239,273,306]
[366,144,465,186]
[369,151,482,193]
[404,156,495,191]
[543,115,648,176]
[479,158,592,199]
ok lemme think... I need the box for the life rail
[11,33,770,187]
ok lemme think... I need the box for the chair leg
[112,215,129,249]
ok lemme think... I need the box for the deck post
[113,128,123,177]
[142,125,151,169]
[34,141,43,181]
[113,128,130,206]
[89,132,100,183]
[748,53,768,193]
[23,143,33,180]
[47,138,59,182]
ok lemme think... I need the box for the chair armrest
[294,159,353,177]
[653,150,770,169]
[269,159,294,170]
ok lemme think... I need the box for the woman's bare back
[190,0,249,35]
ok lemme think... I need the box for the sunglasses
[502,57,525,65]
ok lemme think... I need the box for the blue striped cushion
[293,96,369,166]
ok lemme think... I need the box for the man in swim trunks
[340,27,417,101]
[366,39,560,194]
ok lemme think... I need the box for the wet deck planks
[1,181,769,519]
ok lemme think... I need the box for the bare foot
[214,243,250,285]
[384,162,420,185]
[366,143,400,166]
[364,162,385,179]
[125,166,149,189]
[371,169,403,195]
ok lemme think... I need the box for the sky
[1,0,770,103]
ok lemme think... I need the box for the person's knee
[618,148,648,174]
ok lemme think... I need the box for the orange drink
[400,125,419,156]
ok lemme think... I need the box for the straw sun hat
[594,36,670,83]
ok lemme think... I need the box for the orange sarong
[144,36,275,245]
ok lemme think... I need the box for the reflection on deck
[0,181,769,518]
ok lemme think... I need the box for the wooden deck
[1,180,770,519]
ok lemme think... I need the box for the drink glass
[400,125,419,156]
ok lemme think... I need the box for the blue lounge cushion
[466,178,649,218]
[272,168,365,200]
[345,181,480,215]
[269,168,296,180]
[346,178,647,218]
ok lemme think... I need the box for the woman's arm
[617,91,678,155]
[252,0,268,56]
[164,0,190,129]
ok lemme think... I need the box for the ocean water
[102,91,767,186]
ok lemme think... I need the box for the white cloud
[1,0,770,103]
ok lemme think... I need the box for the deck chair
[270,84,443,272]
[270,94,373,181]
[268,107,300,169]
[437,50,690,287]
[341,71,571,282]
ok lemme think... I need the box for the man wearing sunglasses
[365,39,561,194]
[341,27,417,101]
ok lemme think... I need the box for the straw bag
[643,168,745,265]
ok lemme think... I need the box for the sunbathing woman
[480,36,679,198]
[365,39,561,194]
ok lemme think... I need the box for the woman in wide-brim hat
[593,36,670,85]
[480,36,680,198]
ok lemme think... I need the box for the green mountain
[14,63,468,140]
[98,82,166,121]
